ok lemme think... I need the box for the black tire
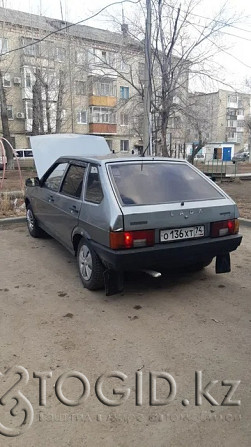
[77,238,104,290]
[26,204,43,238]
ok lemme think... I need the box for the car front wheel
[77,239,104,290]
[26,204,43,238]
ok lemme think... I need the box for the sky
[2,0,251,92]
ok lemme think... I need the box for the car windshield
[109,162,223,206]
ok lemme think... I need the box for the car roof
[55,155,188,166]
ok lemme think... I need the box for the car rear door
[52,162,87,251]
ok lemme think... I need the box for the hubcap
[79,245,93,281]
[27,209,34,231]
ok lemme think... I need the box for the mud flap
[216,253,231,273]
[103,270,124,296]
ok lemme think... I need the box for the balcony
[89,96,117,107]
[89,123,117,134]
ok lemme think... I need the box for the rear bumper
[91,234,242,271]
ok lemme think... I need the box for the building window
[138,62,145,81]
[106,140,113,150]
[77,110,87,124]
[76,49,86,65]
[120,140,129,152]
[90,107,116,124]
[75,81,87,95]
[90,48,116,67]
[25,101,33,120]
[120,112,129,125]
[120,57,130,72]
[0,37,8,54]
[55,47,66,61]
[227,95,237,103]
[92,81,116,97]
[22,37,40,57]
[7,105,13,119]
[25,73,31,88]
[3,73,11,87]
[120,86,129,99]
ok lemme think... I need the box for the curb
[239,218,251,228]
[0,216,26,226]
[0,216,251,228]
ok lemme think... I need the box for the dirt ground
[0,167,251,219]
[0,223,250,446]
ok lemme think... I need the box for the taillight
[110,230,155,249]
[210,219,239,237]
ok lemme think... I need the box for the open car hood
[30,134,111,179]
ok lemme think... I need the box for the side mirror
[25,177,40,187]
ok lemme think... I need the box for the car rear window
[109,162,223,206]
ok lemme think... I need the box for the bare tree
[0,68,13,168]
[104,0,241,156]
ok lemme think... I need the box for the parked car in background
[14,149,34,168]
[15,149,33,159]
[194,153,205,162]
[232,151,249,163]
[25,135,242,295]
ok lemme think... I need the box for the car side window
[44,163,68,191]
[61,164,86,198]
[85,164,104,204]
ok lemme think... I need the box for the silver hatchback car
[25,135,242,295]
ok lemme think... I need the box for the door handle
[69,205,79,213]
[48,195,54,203]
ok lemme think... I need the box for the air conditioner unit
[13,77,21,84]
[16,112,25,119]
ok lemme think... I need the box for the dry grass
[0,193,25,217]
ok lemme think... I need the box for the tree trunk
[56,71,64,133]
[0,69,14,169]
[32,69,44,135]
[44,83,52,134]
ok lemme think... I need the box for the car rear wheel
[26,204,43,238]
[77,239,104,290]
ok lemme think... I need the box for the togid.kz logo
[0,366,241,437]
[0,366,34,437]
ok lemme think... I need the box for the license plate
[160,225,205,242]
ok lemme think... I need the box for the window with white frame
[26,101,33,120]
[77,110,87,124]
[76,49,86,65]
[75,81,87,95]
[120,86,129,99]
[120,140,129,152]
[55,47,66,61]
[3,73,11,87]
[89,48,116,67]
[22,37,40,57]
[92,81,116,97]
[25,73,31,88]
[89,107,116,124]
[7,105,13,119]
[0,37,8,54]
[120,112,129,125]
[120,56,130,72]
[227,94,237,103]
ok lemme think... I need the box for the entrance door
[222,147,231,161]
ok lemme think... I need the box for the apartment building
[0,6,144,152]
[189,89,251,155]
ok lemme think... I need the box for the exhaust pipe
[142,269,162,278]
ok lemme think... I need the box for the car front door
[32,162,68,237]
